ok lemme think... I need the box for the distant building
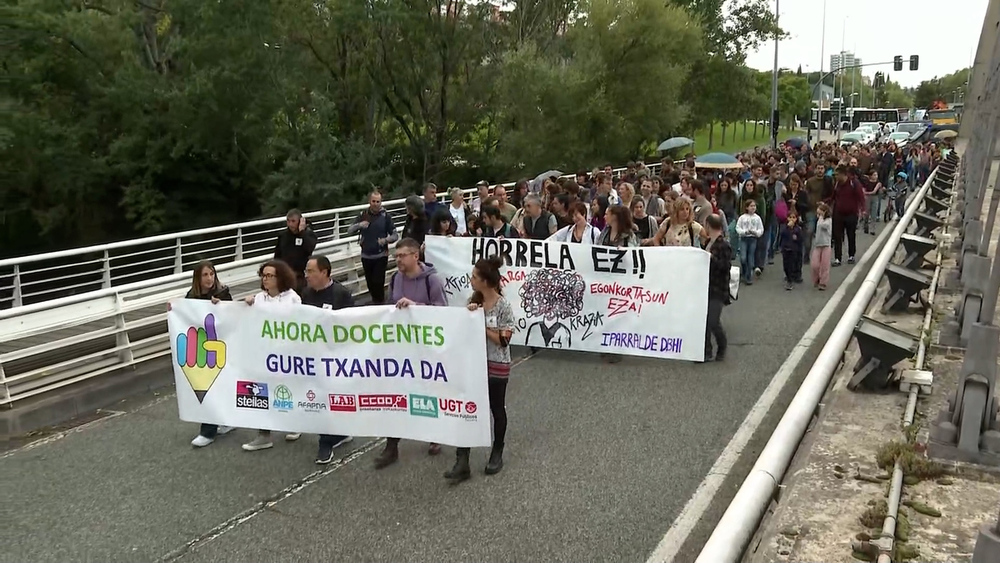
[812,83,835,107]
[830,51,861,73]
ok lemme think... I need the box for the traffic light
[909,55,919,71]
[894,56,903,71]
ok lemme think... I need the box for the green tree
[913,67,970,107]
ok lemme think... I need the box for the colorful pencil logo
[175,313,227,402]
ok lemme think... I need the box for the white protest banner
[167,300,491,447]
[425,235,709,361]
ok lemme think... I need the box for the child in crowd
[779,210,804,290]
[735,200,764,285]
[811,202,833,290]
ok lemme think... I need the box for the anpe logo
[439,397,478,420]
[235,380,269,410]
[298,389,327,412]
[328,394,357,412]
[359,394,408,411]
[409,394,439,418]
[272,385,294,411]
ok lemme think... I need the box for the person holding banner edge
[242,259,305,452]
[168,260,235,448]
[301,255,357,464]
[703,214,732,362]
[373,238,449,469]
[446,255,514,481]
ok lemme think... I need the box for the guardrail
[0,235,381,407]
[0,161,678,309]
[694,160,950,562]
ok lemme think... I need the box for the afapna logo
[236,381,269,410]
[298,389,327,412]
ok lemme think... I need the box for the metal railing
[0,235,378,407]
[694,163,946,562]
[0,161,686,309]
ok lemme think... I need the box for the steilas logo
[358,394,408,412]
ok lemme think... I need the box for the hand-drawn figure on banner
[518,268,585,348]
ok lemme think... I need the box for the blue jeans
[740,237,758,282]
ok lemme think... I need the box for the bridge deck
[0,232,878,563]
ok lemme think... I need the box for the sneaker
[784,281,792,290]
[242,436,273,451]
[428,443,441,456]
[833,259,842,267]
[218,426,234,435]
[848,256,855,264]
[330,436,353,449]
[191,435,214,448]
[285,433,302,441]
[818,284,827,291]
[754,267,762,277]
[316,444,335,465]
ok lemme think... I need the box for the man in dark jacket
[274,208,318,290]
[347,191,399,304]
[703,214,732,362]
[301,255,356,464]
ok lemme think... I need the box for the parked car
[840,132,866,146]
[888,131,911,147]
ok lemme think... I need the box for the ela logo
[175,313,227,403]
[272,385,294,411]
[409,394,439,418]
[236,381,269,410]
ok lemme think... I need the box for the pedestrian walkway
[0,232,879,563]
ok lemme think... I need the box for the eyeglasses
[260,273,276,279]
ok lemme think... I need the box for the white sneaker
[191,435,214,448]
[285,433,302,441]
[217,426,234,435]
[242,436,273,451]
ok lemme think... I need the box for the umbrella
[657,137,695,151]
[934,129,958,139]
[531,169,563,192]
[694,152,743,169]
[784,137,809,149]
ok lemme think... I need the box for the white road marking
[645,226,893,563]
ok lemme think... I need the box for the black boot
[444,448,471,482]
[373,438,399,470]
[485,445,504,475]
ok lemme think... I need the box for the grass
[689,121,800,156]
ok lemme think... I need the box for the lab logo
[175,313,227,403]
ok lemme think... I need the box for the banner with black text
[424,235,709,361]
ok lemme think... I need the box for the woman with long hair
[169,261,234,447]
[598,204,639,248]
[446,256,515,482]
[590,195,610,232]
[242,259,303,452]
[652,197,704,247]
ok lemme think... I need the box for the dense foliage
[1,0,788,256]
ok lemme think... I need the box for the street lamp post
[770,0,780,150]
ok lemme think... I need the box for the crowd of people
[170,134,945,478]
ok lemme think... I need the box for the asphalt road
[0,229,881,563]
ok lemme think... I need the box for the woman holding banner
[446,255,515,482]
[549,201,600,244]
[170,260,234,448]
[596,205,638,364]
[242,260,304,452]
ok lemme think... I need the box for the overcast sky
[744,0,989,87]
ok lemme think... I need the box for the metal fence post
[101,250,112,289]
[235,228,244,262]
[173,238,183,274]
[11,265,22,307]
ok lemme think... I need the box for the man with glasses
[301,255,356,464]
[372,238,449,469]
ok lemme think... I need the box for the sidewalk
[748,147,1000,563]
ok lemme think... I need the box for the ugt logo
[175,313,227,403]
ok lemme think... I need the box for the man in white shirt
[448,188,470,235]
